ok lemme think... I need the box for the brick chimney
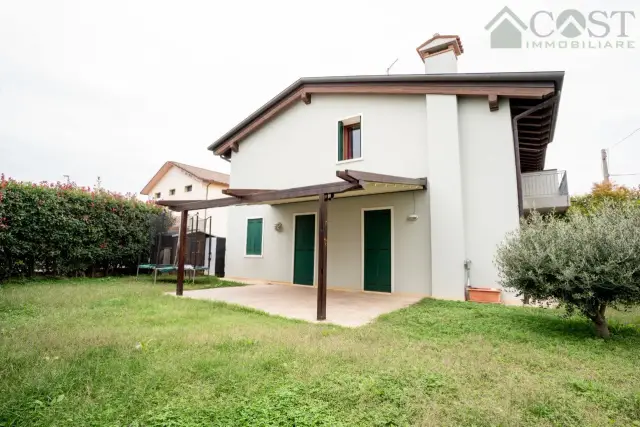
[416,34,464,74]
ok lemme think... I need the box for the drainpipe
[204,182,211,220]
[511,94,560,217]
[463,259,472,300]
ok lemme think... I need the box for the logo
[485,6,636,49]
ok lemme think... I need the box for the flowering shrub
[571,181,640,214]
[495,201,640,338]
[0,174,169,280]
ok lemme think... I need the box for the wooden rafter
[159,170,427,212]
[213,82,555,155]
[339,170,428,188]
[488,94,499,112]
[222,188,271,197]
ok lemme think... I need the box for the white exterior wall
[226,191,431,295]
[227,93,431,294]
[458,97,520,300]
[425,94,467,300]
[148,166,229,237]
[224,92,519,298]
[229,94,429,188]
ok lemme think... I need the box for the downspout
[511,94,560,217]
[204,182,211,220]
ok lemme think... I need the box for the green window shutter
[246,218,263,255]
[338,121,344,161]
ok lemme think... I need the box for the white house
[160,34,569,311]
[141,161,230,237]
[141,161,230,274]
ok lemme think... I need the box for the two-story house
[160,35,569,318]
[141,161,230,274]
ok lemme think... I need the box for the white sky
[0,0,638,195]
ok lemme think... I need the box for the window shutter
[246,219,263,255]
[338,121,344,161]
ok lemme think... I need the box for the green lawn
[1,278,639,426]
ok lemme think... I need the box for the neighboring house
[141,161,230,275]
[162,34,570,305]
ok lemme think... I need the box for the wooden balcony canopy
[162,169,427,317]
[156,170,428,212]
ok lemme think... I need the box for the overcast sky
[0,0,638,195]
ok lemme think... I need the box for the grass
[0,277,639,426]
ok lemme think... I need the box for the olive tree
[495,202,640,338]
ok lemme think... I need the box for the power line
[610,173,640,177]
[609,126,640,149]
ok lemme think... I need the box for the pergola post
[317,193,328,320]
[176,210,188,296]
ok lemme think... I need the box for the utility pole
[601,149,610,183]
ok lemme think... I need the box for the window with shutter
[245,218,263,256]
[337,115,362,162]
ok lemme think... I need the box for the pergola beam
[316,194,328,321]
[158,170,427,212]
[339,170,428,188]
[222,188,271,197]
[172,196,244,212]
[240,181,360,204]
[176,210,188,296]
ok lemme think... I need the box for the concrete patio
[178,283,424,327]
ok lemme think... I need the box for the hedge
[0,174,170,280]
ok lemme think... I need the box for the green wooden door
[293,214,315,285]
[363,209,392,293]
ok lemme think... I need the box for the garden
[1,178,640,425]
[0,277,639,426]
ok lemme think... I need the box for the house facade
[165,35,569,304]
[141,162,230,275]
[141,161,230,238]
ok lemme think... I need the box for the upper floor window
[338,115,362,163]
[169,189,176,196]
[184,185,193,192]
[154,192,161,199]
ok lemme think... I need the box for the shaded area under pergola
[156,169,428,321]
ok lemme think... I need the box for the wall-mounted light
[274,222,283,231]
[407,214,419,222]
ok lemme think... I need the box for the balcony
[522,170,570,213]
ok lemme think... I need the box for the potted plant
[467,287,502,303]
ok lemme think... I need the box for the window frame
[169,189,176,196]
[244,217,264,258]
[184,185,193,193]
[337,113,364,165]
[154,192,161,199]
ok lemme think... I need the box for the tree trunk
[591,303,610,339]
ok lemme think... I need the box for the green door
[364,209,392,293]
[293,214,315,285]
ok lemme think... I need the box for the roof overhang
[141,161,229,195]
[155,170,427,212]
[207,72,565,170]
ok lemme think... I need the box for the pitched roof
[207,71,564,155]
[140,161,229,195]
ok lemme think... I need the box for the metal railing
[522,170,568,197]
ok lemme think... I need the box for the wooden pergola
[157,169,427,321]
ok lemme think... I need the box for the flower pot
[467,287,502,303]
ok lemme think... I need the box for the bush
[571,181,640,214]
[495,202,640,338]
[0,174,170,280]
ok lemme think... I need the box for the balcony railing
[522,170,570,212]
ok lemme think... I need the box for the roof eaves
[208,71,565,152]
